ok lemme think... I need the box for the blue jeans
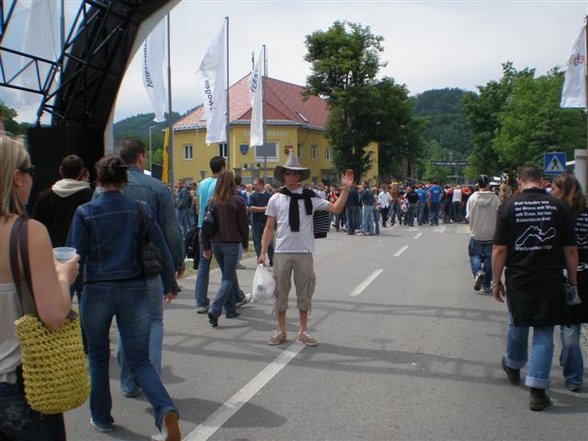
[372,209,380,234]
[0,374,65,441]
[430,202,440,226]
[195,228,211,308]
[504,314,554,389]
[209,242,240,318]
[361,205,373,234]
[406,203,418,226]
[345,206,359,234]
[417,202,426,225]
[176,208,191,239]
[252,221,274,263]
[560,325,584,388]
[468,238,492,289]
[81,279,176,430]
[116,276,164,396]
[389,203,399,226]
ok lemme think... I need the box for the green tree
[305,21,423,182]
[0,101,30,135]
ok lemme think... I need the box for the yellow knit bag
[9,216,89,415]
[14,308,90,414]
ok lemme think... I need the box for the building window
[254,142,278,161]
[325,146,332,161]
[311,144,318,160]
[297,144,302,158]
[183,144,193,160]
[218,143,228,158]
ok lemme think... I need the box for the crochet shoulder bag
[9,216,90,415]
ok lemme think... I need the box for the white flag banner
[249,49,264,146]
[197,21,227,144]
[561,23,586,109]
[142,19,166,122]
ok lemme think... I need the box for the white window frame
[325,146,332,161]
[254,141,279,161]
[218,143,228,158]
[311,144,318,160]
[183,144,193,160]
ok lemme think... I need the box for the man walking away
[492,165,577,411]
[466,175,500,293]
[248,177,274,265]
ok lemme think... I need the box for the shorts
[273,253,316,312]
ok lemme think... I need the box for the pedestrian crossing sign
[543,152,566,175]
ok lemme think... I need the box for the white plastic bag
[252,264,276,303]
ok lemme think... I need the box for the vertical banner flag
[197,21,227,144]
[561,22,586,109]
[249,49,264,146]
[142,19,166,122]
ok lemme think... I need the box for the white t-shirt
[378,191,392,208]
[266,188,330,253]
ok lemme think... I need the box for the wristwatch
[490,280,502,287]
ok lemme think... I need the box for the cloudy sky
[3,0,588,122]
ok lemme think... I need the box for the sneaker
[481,286,492,294]
[196,305,209,314]
[160,410,181,441]
[207,312,218,328]
[225,312,240,319]
[566,383,582,392]
[268,331,287,346]
[90,418,113,433]
[236,293,252,308]
[298,331,318,346]
[501,356,520,385]
[474,271,484,291]
[529,387,551,411]
[236,263,246,269]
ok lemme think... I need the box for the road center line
[184,341,305,441]
[350,269,383,297]
[394,245,409,257]
[414,232,423,240]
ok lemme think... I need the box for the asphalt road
[64,222,588,441]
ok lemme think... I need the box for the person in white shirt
[258,153,354,346]
[377,186,392,228]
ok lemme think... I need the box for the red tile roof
[173,75,328,131]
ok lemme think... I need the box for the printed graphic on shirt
[512,200,558,251]
[576,211,588,249]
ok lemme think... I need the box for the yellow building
[170,75,378,185]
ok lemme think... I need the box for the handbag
[9,216,90,415]
[137,201,164,278]
[201,200,217,240]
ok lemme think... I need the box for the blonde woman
[0,133,78,440]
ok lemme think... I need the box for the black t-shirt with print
[576,208,588,264]
[494,188,576,288]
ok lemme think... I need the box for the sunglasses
[19,165,36,177]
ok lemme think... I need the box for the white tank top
[0,282,21,384]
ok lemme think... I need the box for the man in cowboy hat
[258,152,354,346]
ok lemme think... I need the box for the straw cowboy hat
[274,152,311,183]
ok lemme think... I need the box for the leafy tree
[305,21,423,182]
[0,101,30,135]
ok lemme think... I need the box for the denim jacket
[123,166,185,270]
[67,191,177,293]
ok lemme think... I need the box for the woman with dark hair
[550,173,588,392]
[0,133,78,440]
[203,170,249,328]
[67,155,180,440]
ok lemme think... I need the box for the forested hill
[113,111,181,141]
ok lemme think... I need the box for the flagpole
[166,12,174,188]
[262,44,267,180]
[225,16,230,170]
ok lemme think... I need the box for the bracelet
[490,280,502,287]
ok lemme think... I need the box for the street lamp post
[148,125,157,172]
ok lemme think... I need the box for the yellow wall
[171,124,378,185]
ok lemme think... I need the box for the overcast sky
[4,1,588,122]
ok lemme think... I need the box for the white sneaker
[236,293,252,308]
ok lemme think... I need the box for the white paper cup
[53,247,77,263]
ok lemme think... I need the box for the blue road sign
[544,152,566,175]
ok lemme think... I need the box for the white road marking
[350,269,384,297]
[414,232,423,240]
[184,341,305,441]
[394,245,409,257]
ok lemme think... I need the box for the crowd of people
[1,128,587,441]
